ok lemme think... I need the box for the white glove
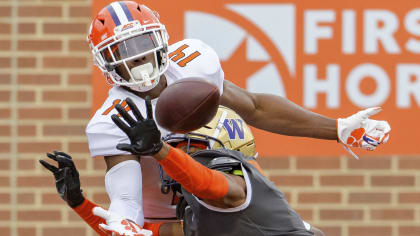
[337,107,390,157]
[93,207,153,236]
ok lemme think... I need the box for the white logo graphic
[184,4,295,98]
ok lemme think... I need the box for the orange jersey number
[102,99,131,116]
[169,44,201,67]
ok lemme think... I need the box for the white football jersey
[86,39,224,219]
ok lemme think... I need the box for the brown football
[155,78,220,133]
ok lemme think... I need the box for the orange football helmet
[87,1,169,92]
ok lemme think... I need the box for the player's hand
[39,151,85,208]
[93,207,153,236]
[111,96,163,156]
[337,107,390,151]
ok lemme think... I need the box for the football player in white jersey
[86,0,391,231]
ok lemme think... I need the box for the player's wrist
[150,140,164,155]
[67,190,85,208]
[336,119,342,143]
[153,142,171,161]
[68,195,85,208]
[72,198,92,214]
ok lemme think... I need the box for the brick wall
[1,0,419,236]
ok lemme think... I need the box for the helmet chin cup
[131,63,154,85]
[128,62,158,91]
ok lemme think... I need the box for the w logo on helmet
[223,119,245,140]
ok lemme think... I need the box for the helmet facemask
[91,20,169,92]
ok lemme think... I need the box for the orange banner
[91,0,420,156]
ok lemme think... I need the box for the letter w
[223,119,244,140]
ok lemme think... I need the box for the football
[155,78,220,133]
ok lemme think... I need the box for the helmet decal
[107,2,134,26]
[116,1,134,22]
[223,119,245,140]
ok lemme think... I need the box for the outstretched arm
[221,80,337,140]
[40,152,152,236]
[154,143,246,208]
[221,80,391,154]
[39,151,108,236]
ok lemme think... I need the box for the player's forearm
[154,144,229,200]
[73,198,108,236]
[105,160,144,225]
[221,80,337,140]
[249,93,337,140]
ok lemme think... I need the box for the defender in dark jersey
[177,148,314,236]
[111,97,323,236]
